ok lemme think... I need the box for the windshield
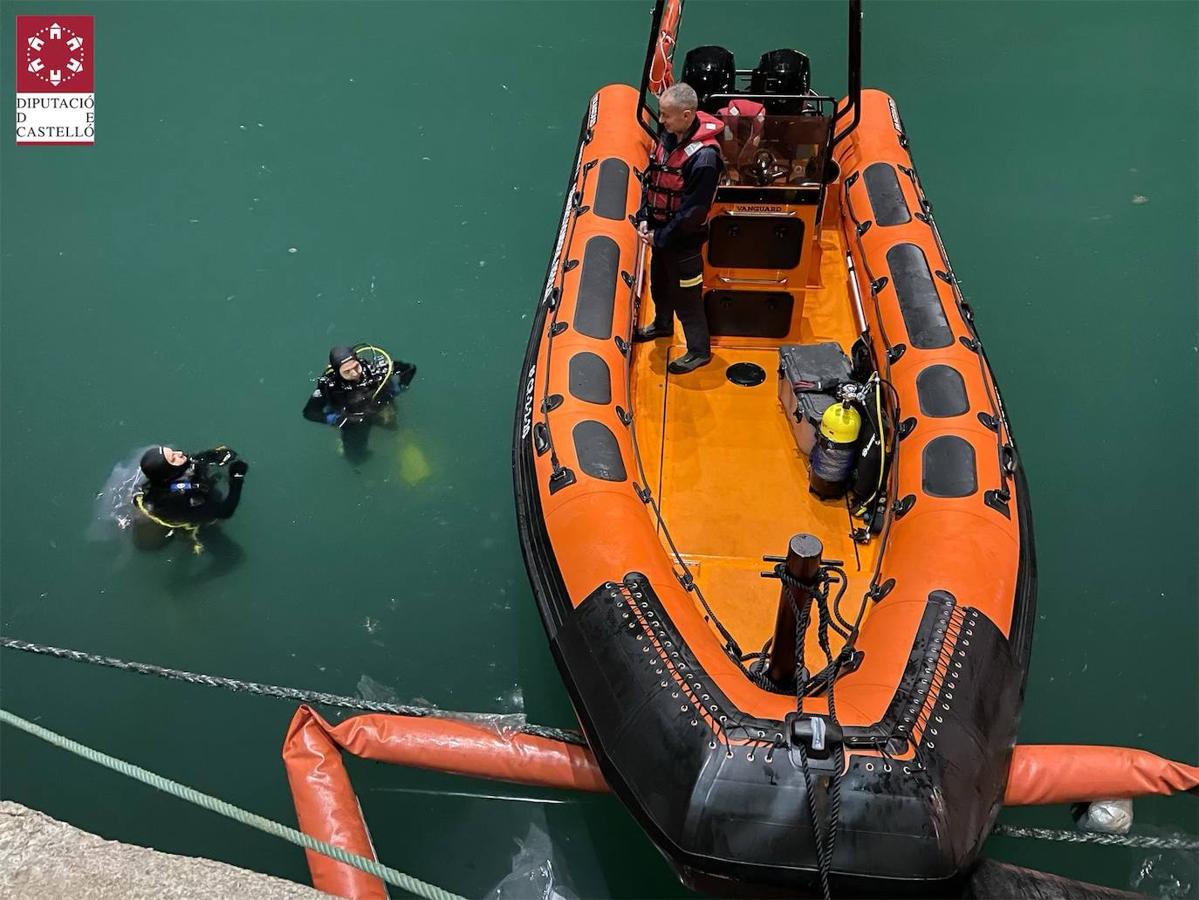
[717,114,831,188]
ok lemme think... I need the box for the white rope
[992,823,1198,850]
[0,707,465,900]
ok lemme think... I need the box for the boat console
[675,46,841,341]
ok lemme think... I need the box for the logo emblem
[15,16,95,145]
[24,21,87,87]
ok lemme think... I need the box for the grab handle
[716,274,789,286]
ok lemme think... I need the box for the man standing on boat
[634,82,724,375]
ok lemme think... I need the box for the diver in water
[133,446,248,551]
[303,344,416,462]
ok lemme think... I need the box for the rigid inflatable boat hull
[514,83,1035,896]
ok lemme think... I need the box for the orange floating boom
[282,708,1197,898]
[1005,744,1199,806]
[282,706,608,900]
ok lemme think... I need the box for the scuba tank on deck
[809,383,863,500]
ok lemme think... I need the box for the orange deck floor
[631,225,879,661]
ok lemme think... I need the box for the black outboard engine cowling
[682,45,736,113]
[751,49,812,114]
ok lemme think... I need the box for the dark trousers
[650,245,710,356]
[340,421,372,464]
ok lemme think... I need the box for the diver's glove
[197,447,236,466]
[324,411,342,425]
[230,460,249,480]
[395,361,417,390]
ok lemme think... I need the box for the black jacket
[138,448,243,526]
[303,357,416,426]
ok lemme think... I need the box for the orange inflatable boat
[513,1,1035,895]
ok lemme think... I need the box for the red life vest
[717,99,766,148]
[644,111,724,220]
[715,100,767,183]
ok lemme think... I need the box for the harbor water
[2,2,1196,896]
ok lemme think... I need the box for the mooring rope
[0,707,465,900]
[991,824,1198,851]
[0,636,587,746]
[5,636,1196,855]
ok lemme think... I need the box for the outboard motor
[682,45,735,113]
[750,48,812,114]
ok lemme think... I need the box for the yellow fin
[398,440,431,484]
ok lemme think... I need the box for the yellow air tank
[809,392,862,500]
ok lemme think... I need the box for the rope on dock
[991,824,1198,851]
[0,706,465,900]
[0,635,587,745]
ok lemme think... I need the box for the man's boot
[667,351,712,375]
[633,322,674,342]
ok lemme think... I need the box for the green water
[2,1,1195,896]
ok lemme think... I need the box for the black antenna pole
[832,0,862,147]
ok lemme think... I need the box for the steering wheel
[751,149,790,186]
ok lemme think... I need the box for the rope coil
[777,562,846,900]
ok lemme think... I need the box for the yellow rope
[133,494,204,555]
[356,343,395,400]
[322,345,395,402]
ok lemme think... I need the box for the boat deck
[631,226,879,662]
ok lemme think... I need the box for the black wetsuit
[138,449,244,526]
[302,357,416,426]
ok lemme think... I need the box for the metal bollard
[767,533,824,687]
